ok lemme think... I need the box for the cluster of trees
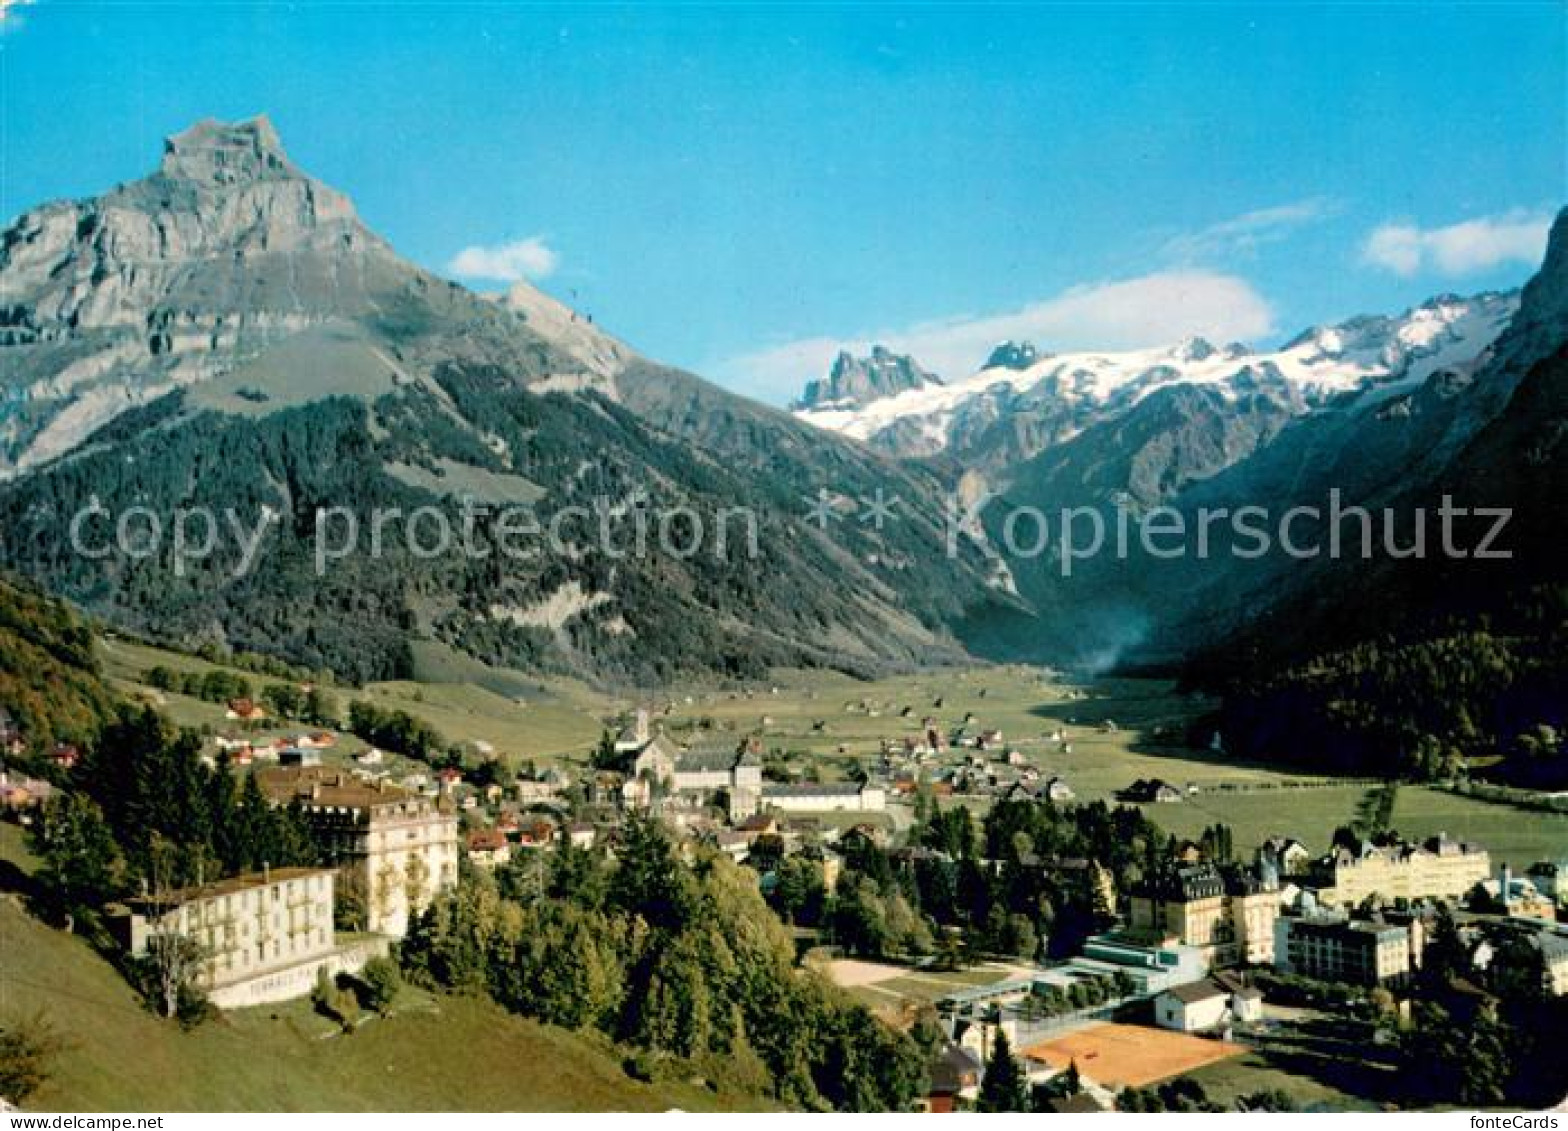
[310,959,400,1034]
[971,797,1167,957]
[29,705,318,925]
[1195,822,1235,863]
[1117,1077,1300,1112]
[0,577,117,764]
[1401,910,1568,1108]
[400,820,927,1111]
[181,642,320,685]
[1117,1077,1219,1112]
[146,663,335,730]
[1217,626,1568,786]
[1351,783,1400,840]
[1252,970,1385,1019]
[768,797,1165,966]
[258,682,338,727]
[143,665,252,706]
[827,872,935,959]
[346,700,450,764]
[0,1012,66,1107]
[1020,970,1136,1019]
[0,395,424,684]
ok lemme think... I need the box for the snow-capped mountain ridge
[794,292,1519,458]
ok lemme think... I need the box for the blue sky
[3,2,1563,402]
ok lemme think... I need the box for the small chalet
[225,698,267,722]
[1044,776,1075,802]
[1123,778,1183,804]
[466,828,512,869]
[49,743,81,771]
[923,1043,982,1112]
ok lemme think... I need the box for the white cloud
[718,269,1276,404]
[0,0,35,30]
[446,236,559,282]
[1361,210,1551,278]
[1162,198,1339,263]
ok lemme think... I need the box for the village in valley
[3,634,1565,1113]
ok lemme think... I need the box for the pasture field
[655,667,1321,794]
[353,679,604,766]
[97,635,613,769]
[92,636,1568,863]
[1146,783,1568,864]
[1184,1046,1380,1112]
[1181,1005,1399,1111]
[0,833,760,1113]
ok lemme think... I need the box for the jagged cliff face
[0,118,1018,684]
[0,117,624,476]
[3,119,385,471]
[981,341,1041,371]
[794,346,941,410]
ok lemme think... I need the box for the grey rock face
[982,341,1041,371]
[794,345,940,409]
[0,116,409,474]
[0,117,1018,683]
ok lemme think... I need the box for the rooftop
[256,765,421,810]
[1161,978,1228,1005]
[125,866,331,911]
[763,782,868,798]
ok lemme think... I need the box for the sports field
[1022,1022,1244,1089]
[819,957,1034,1012]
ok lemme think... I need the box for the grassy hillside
[1143,782,1568,865]
[97,635,612,768]
[0,841,760,1112]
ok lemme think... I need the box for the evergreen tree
[590,728,621,771]
[977,1029,1028,1112]
[32,792,123,922]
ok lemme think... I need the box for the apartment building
[1314,833,1490,907]
[1128,863,1281,966]
[120,867,386,1009]
[1273,914,1413,987]
[257,766,459,937]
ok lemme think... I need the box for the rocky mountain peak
[493,280,634,385]
[797,345,941,410]
[984,340,1041,371]
[159,115,296,186]
[1490,206,1568,376]
[1172,336,1217,363]
[0,117,405,474]
[829,348,863,377]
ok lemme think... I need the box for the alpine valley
[2,118,1566,779]
[793,224,1567,680]
[1,48,1568,1115]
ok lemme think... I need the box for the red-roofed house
[466,829,512,869]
